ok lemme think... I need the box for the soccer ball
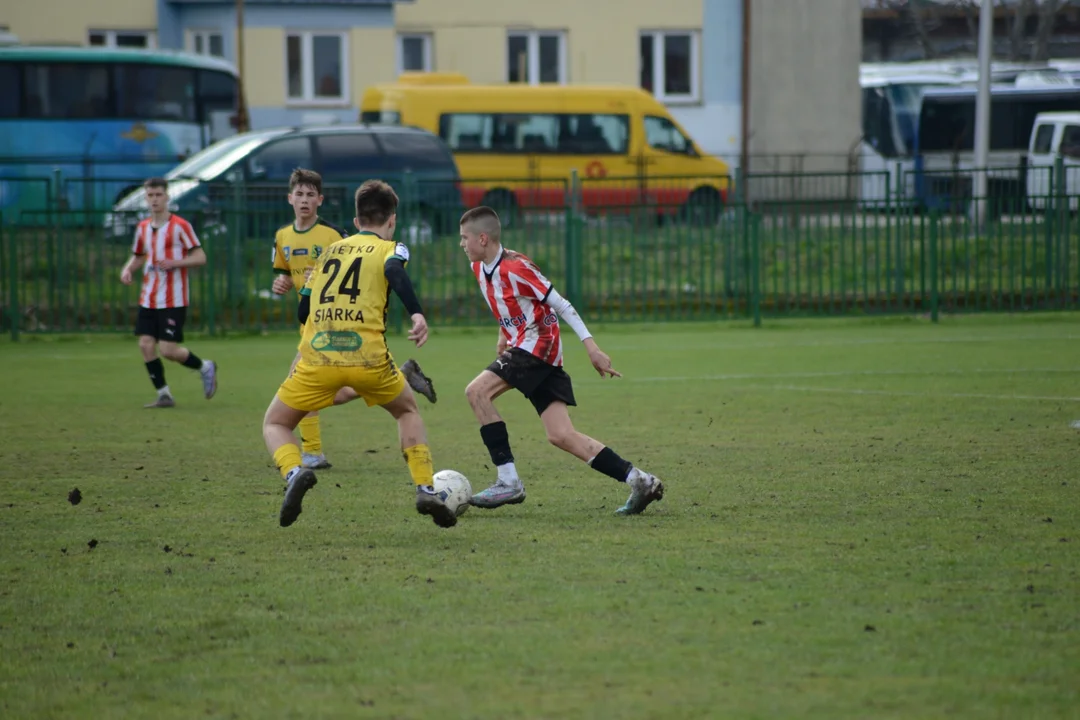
[433,469,472,517]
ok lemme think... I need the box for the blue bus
[0,45,240,222]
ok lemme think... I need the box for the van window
[361,110,401,125]
[438,112,629,154]
[1062,125,1080,159]
[376,132,456,170]
[316,133,383,179]
[1032,124,1056,154]
[247,137,313,181]
[644,115,691,154]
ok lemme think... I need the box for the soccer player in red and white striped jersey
[459,206,664,516]
[120,177,217,408]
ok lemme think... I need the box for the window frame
[186,29,225,58]
[506,30,567,85]
[88,29,157,49]
[284,30,350,106]
[396,33,433,75]
[639,30,700,105]
[438,112,631,155]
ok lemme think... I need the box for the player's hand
[120,267,133,285]
[303,267,314,282]
[272,275,293,295]
[586,341,621,379]
[408,313,428,348]
[496,336,508,357]
[157,258,176,271]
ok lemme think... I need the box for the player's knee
[464,379,486,407]
[137,336,156,354]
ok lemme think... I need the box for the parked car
[1027,111,1080,212]
[106,123,464,239]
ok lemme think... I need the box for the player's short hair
[143,177,168,192]
[289,167,323,195]
[354,180,399,226]
[459,206,502,241]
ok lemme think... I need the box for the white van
[1027,111,1080,210]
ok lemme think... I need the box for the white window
[88,30,156,49]
[639,31,700,104]
[397,33,432,74]
[506,30,566,85]
[286,31,349,104]
[187,29,224,58]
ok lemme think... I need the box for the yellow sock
[298,415,322,455]
[403,444,434,487]
[273,444,303,480]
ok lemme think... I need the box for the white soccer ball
[433,469,472,517]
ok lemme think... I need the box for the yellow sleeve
[273,230,289,273]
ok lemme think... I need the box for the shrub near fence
[1,174,1078,339]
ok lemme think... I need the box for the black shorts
[488,347,576,416]
[134,306,187,343]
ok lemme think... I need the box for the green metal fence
[1,173,1078,339]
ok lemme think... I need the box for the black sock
[145,358,167,390]
[590,447,632,482]
[181,351,203,370]
[479,422,515,466]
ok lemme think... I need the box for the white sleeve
[545,288,592,342]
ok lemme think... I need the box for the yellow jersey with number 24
[298,230,410,367]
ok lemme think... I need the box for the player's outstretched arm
[546,288,621,378]
[158,247,207,271]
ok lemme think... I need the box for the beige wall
[396,0,701,85]
[350,27,395,97]
[1,0,156,45]
[243,28,286,107]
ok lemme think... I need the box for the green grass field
[2,315,1079,719]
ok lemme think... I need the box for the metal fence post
[751,211,762,328]
[564,169,582,306]
[929,211,940,324]
[4,215,17,341]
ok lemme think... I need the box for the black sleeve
[297,293,311,325]
[384,258,424,317]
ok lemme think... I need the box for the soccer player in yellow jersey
[271,169,350,470]
[263,180,456,529]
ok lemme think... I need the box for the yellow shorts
[277,358,406,412]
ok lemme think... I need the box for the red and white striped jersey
[131,215,201,309]
[472,248,563,366]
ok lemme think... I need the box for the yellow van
[359,81,731,224]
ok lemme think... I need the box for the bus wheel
[480,189,519,228]
[680,187,722,226]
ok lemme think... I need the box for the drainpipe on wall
[235,0,250,133]
[740,0,751,204]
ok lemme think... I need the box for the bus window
[116,64,196,122]
[247,137,313,181]
[0,64,19,117]
[439,112,629,154]
[1063,126,1080,159]
[24,63,111,118]
[644,115,691,154]
[197,69,238,123]
[862,87,898,158]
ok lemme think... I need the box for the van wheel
[480,189,519,228]
[680,187,722,226]
[113,184,141,206]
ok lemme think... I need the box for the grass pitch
[1,314,1078,719]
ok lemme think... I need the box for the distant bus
[0,45,240,221]
[859,60,1080,208]
[360,80,731,224]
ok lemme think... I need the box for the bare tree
[1030,0,1062,60]
[906,1,942,58]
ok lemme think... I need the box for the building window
[397,33,432,74]
[286,31,348,104]
[506,30,566,85]
[640,31,699,104]
[88,30,156,49]
[187,30,224,58]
